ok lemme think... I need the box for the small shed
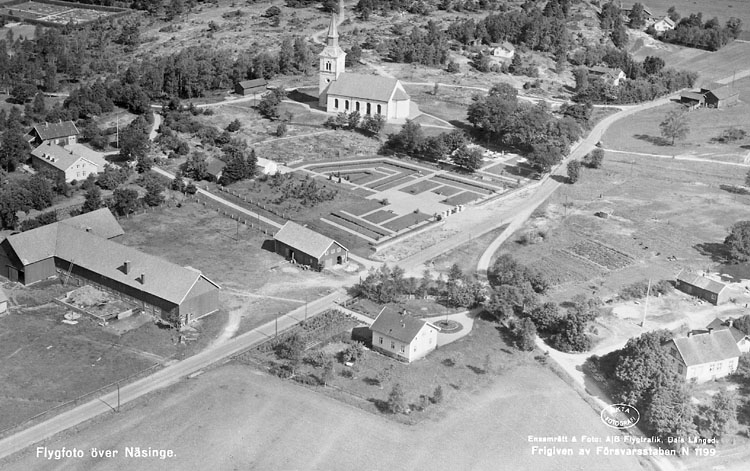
[704,86,739,108]
[205,156,226,182]
[0,288,7,314]
[675,270,729,305]
[235,79,268,96]
[273,221,348,270]
[680,91,705,109]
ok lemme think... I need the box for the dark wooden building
[0,209,220,325]
[675,270,729,305]
[235,79,268,96]
[26,121,80,147]
[273,221,348,270]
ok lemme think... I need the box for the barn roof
[327,73,409,103]
[31,142,107,172]
[680,91,704,101]
[371,308,435,344]
[31,121,80,140]
[676,270,726,294]
[237,78,267,89]
[707,86,739,100]
[55,225,219,305]
[672,330,741,366]
[4,209,123,265]
[274,221,345,259]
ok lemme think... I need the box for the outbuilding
[273,221,348,270]
[704,86,739,108]
[675,270,729,305]
[235,79,268,96]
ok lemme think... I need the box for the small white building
[491,41,515,60]
[669,330,741,383]
[0,288,7,314]
[653,16,676,33]
[31,142,108,183]
[589,66,627,86]
[371,309,438,363]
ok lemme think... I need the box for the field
[497,147,750,302]
[601,77,750,162]
[1,337,645,471]
[637,0,750,26]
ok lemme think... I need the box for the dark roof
[5,209,123,265]
[237,79,267,89]
[676,270,726,294]
[672,330,741,366]
[205,156,226,177]
[371,309,434,344]
[706,318,749,343]
[680,91,704,101]
[706,86,739,100]
[32,121,80,140]
[327,73,409,103]
[274,221,345,259]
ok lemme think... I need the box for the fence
[188,193,278,237]
[215,186,288,223]
[0,362,162,440]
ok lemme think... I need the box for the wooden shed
[273,221,348,270]
[704,86,739,108]
[235,79,268,96]
[675,270,729,305]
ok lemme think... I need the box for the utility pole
[641,277,651,328]
[116,114,119,149]
[275,312,278,338]
[117,382,120,412]
[305,294,308,322]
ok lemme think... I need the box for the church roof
[326,73,410,103]
[327,13,339,40]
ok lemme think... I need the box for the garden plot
[398,179,442,195]
[565,239,635,271]
[442,191,482,206]
[362,209,398,224]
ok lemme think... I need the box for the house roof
[656,17,675,27]
[590,66,624,79]
[205,156,226,177]
[676,270,726,294]
[326,73,409,103]
[237,79,267,89]
[672,330,741,366]
[706,318,749,343]
[274,221,346,259]
[54,225,219,305]
[32,121,80,140]
[5,209,123,265]
[707,86,739,100]
[371,308,434,344]
[31,142,107,172]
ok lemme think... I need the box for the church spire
[327,14,339,47]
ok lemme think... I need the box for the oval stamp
[600,403,640,429]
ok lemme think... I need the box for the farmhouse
[589,66,626,86]
[669,330,741,383]
[235,78,268,96]
[675,270,728,305]
[706,318,750,353]
[652,16,675,33]
[490,41,515,60]
[704,86,740,108]
[0,209,220,325]
[370,309,438,363]
[273,221,348,269]
[0,288,7,314]
[26,121,80,147]
[318,14,411,121]
[31,141,107,183]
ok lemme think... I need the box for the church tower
[318,14,346,107]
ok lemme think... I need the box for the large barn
[675,270,729,305]
[273,221,348,270]
[0,209,220,325]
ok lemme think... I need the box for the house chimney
[124,260,131,274]
[708,327,713,334]
[687,331,691,338]
[140,273,146,284]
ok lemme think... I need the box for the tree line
[655,10,743,51]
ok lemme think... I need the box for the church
[318,15,411,121]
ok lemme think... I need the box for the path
[151,167,282,230]
[0,289,346,459]
[602,147,750,167]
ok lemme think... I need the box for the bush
[583,148,604,168]
[431,385,443,404]
[619,280,673,300]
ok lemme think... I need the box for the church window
[345,100,350,110]
[334,98,339,109]
[377,104,382,114]
[355,102,360,112]
[366,103,371,115]
[325,61,331,71]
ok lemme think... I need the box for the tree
[142,180,165,207]
[278,37,295,74]
[275,333,305,373]
[387,383,406,414]
[276,122,287,137]
[567,160,581,183]
[644,376,697,447]
[182,152,209,181]
[432,385,443,404]
[511,317,537,351]
[25,174,54,211]
[226,119,242,132]
[113,188,140,216]
[659,109,689,145]
[724,221,750,262]
[360,113,386,135]
[383,120,425,156]
[264,6,282,26]
[700,390,738,440]
[583,148,604,168]
[321,360,335,387]
[628,3,646,28]
[257,89,286,119]
[81,185,102,213]
[347,111,361,130]
[119,117,150,162]
[452,145,483,172]
[0,125,29,171]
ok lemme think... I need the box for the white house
[31,142,108,183]
[653,16,676,33]
[491,41,515,60]
[669,330,741,383]
[589,66,627,86]
[318,14,411,121]
[370,309,438,363]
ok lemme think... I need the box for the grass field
[601,77,750,161]
[638,0,750,26]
